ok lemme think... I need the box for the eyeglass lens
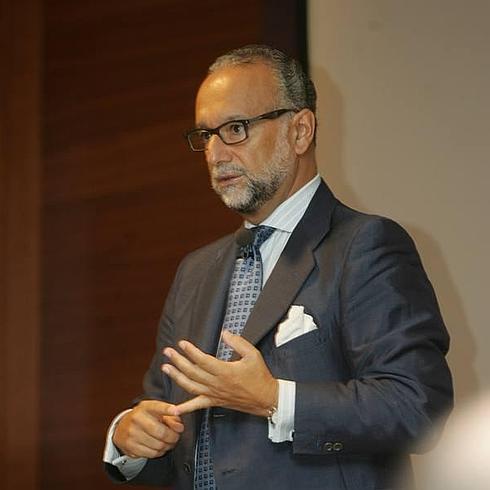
[190,121,247,151]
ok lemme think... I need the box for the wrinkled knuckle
[189,386,200,395]
[161,429,173,443]
[166,440,177,450]
[126,425,136,439]
[136,401,148,413]
[201,386,212,396]
[154,439,166,452]
[164,444,174,454]
[165,431,179,445]
[131,411,143,425]
[155,427,167,441]
[148,448,161,459]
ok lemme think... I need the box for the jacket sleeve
[292,217,453,456]
[104,259,187,487]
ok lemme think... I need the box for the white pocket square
[274,305,318,347]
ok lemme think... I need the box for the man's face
[195,63,297,217]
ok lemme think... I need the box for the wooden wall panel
[41,1,257,489]
[0,1,42,489]
[40,1,306,489]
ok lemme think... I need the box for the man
[104,45,453,489]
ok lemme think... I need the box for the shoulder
[311,181,413,248]
[330,201,415,248]
[163,232,236,305]
[176,232,235,276]
[324,204,428,294]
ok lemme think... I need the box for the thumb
[221,331,256,358]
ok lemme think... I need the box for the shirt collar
[245,174,321,233]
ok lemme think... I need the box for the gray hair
[208,44,317,116]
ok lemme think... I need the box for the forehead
[195,63,280,126]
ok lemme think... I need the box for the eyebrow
[194,114,249,129]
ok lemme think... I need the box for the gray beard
[212,124,292,214]
[223,173,283,214]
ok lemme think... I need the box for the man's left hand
[161,331,278,418]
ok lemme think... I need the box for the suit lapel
[187,235,237,355]
[238,181,337,351]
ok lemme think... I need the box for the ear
[291,109,316,155]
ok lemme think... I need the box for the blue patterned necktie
[194,225,275,490]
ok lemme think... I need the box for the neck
[243,157,318,224]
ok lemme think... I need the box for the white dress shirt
[245,174,321,442]
[103,174,321,477]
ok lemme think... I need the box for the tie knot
[252,225,275,249]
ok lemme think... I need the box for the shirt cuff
[268,379,295,443]
[103,409,147,480]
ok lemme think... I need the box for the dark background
[0,1,307,489]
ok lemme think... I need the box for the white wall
[308,0,490,404]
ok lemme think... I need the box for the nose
[205,134,232,166]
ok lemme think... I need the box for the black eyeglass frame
[184,108,296,152]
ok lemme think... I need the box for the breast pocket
[269,329,337,382]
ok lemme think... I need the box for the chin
[228,197,263,215]
[220,194,257,215]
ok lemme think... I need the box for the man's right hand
[113,400,184,459]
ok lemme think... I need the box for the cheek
[240,135,276,172]
[259,127,279,154]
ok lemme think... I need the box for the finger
[133,426,179,451]
[129,440,172,459]
[162,416,185,433]
[138,411,183,446]
[164,347,215,384]
[162,362,210,397]
[139,399,176,418]
[133,410,179,443]
[170,396,212,416]
[116,420,175,458]
[177,341,223,375]
[221,331,256,358]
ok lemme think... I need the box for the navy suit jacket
[107,181,453,489]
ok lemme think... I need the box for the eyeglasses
[185,108,295,152]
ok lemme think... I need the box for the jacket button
[333,442,344,451]
[323,442,334,452]
[183,462,192,474]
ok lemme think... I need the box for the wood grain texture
[40,1,306,489]
[0,1,42,489]
[41,1,257,489]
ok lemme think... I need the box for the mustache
[211,164,248,180]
